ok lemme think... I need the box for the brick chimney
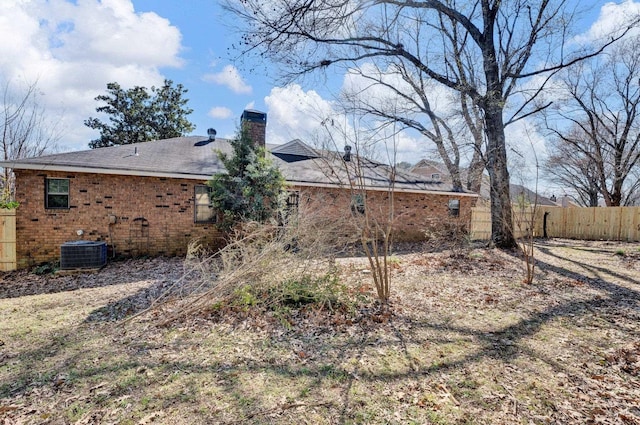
[241,109,267,150]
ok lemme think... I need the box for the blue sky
[0,0,635,171]
[131,0,275,136]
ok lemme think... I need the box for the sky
[0,0,636,180]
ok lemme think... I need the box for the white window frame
[194,185,216,223]
[45,178,70,209]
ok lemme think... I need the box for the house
[0,110,477,269]
[410,160,559,206]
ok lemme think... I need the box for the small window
[286,191,300,216]
[448,199,460,217]
[282,191,300,225]
[46,178,69,209]
[351,193,365,215]
[431,173,441,181]
[194,185,216,223]
[286,191,300,211]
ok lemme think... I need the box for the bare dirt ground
[1,239,640,424]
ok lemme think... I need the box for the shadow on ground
[2,239,640,424]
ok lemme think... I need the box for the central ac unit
[60,241,107,270]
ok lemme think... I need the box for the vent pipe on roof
[343,145,352,162]
[207,128,217,141]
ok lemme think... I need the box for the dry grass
[1,239,640,424]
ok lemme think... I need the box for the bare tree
[543,126,601,207]
[225,0,635,248]
[546,36,640,207]
[341,60,485,193]
[1,79,61,201]
[315,116,397,308]
[511,134,541,285]
[627,166,640,206]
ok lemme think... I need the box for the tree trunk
[466,150,485,193]
[589,190,599,207]
[442,158,464,192]
[611,177,624,206]
[484,108,516,248]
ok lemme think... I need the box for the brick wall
[14,170,225,268]
[292,186,476,242]
[12,170,476,268]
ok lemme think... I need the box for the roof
[0,137,476,196]
[510,184,559,207]
[0,136,229,179]
[411,160,558,205]
[271,139,320,161]
[411,159,447,176]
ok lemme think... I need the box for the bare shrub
[132,200,366,326]
[514,204,537,284]
[423,220,470,256]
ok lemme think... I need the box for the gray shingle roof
[0,136,229,178]
[0,137,474,195]
[271,139,319,159]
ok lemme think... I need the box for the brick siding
[14,170,225,268]
[13,171,475,268]
[292,186,475,242]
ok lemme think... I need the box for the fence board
[470,207,492,240]
[0,209,16,271]
[471,205,640,242]
[470,206,537,240]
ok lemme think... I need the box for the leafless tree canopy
[543,127,601,207]
[226,0,637,248]
[1,79,61,200]
[545,36,640,207]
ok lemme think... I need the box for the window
[448,199,460,217]
[45,178,69,209]
[282,191,300,225]
[351,193,365,215]
[431,173,441,181]
[194,185,216,223]
[286,191,299,211]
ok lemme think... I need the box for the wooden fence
[0,209,16,271]
[470,206,538,240]
[470,206,640,242]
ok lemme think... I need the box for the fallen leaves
[2,240,640,424]
[605,342,640,376]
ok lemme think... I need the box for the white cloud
[574,0,640,44]
[208,106,233,119]
[264,83,425,163]
[203,65,252,94]
[265,84,336,145]
[505,119,548,188]
[44,0,182,67]
[0,0,184,151]
[339,63,474,163]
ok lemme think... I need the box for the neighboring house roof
[510,184,559,207]
[410,159,558,205]
[0,137,477,196]
[410,159,447,181]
